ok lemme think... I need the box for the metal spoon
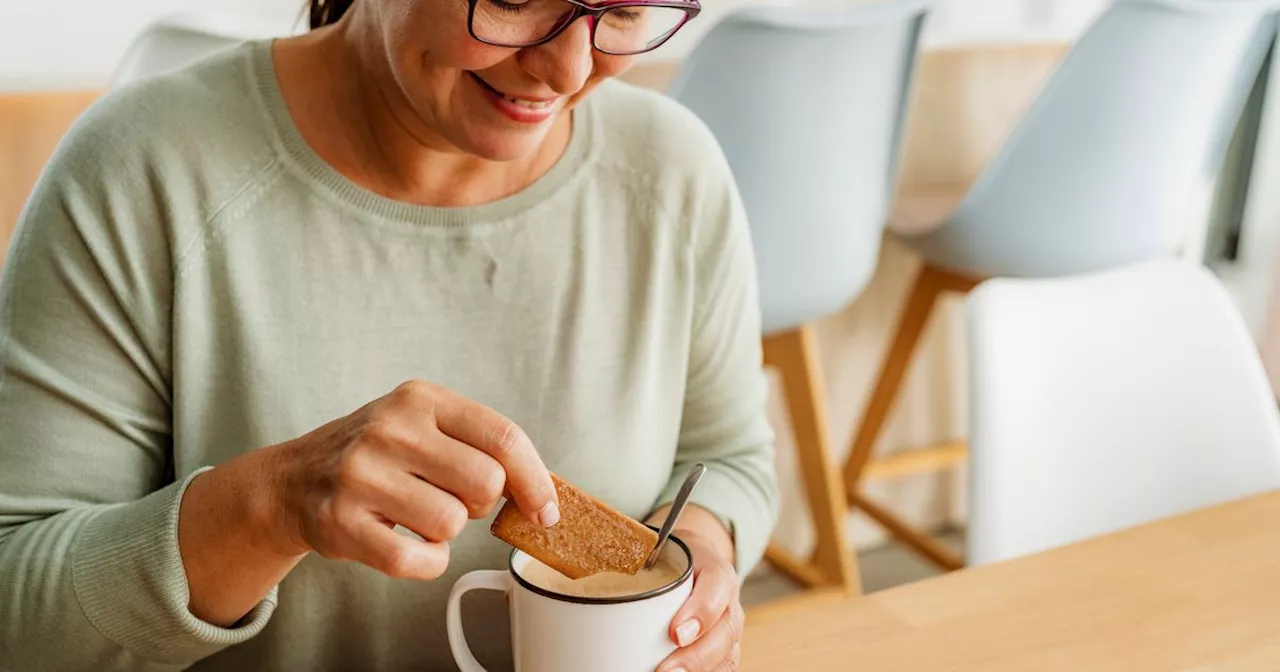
[645,463,707,570]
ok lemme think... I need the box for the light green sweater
[0,41,777,671]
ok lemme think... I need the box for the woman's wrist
[178,447,309,626]
[248,441,313,560]
[648,504,735,564]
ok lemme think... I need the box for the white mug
[446,537,694,672]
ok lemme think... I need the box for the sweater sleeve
[0,94,275,670]
[653,135,780,577]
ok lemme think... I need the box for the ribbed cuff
[657,465,773,578]
[71,468,278,665]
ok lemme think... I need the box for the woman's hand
[654,509,743,672]
[267,380,560,579]
[179,380,558,626]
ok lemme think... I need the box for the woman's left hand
[657,527,743,672]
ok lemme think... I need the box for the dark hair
[310,0,356,29]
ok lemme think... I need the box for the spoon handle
[645,463,707,570]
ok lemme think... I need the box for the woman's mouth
[469,73,559,124]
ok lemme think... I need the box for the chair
[965,260,1280,565]
[112,11,297,87]
[668,0,930,596]
[843,0,1279,571]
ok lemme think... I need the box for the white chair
[112,11,299,87]
[843,0,1279,572]
[668,0,930,595]
[965,260,1280,566]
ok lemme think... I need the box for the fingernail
[536,501,560,528]
[676,619,701,647]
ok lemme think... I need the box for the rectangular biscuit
[490,474,659,579]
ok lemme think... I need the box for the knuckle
[313,498,340,531]
[382,542,450,580]
[422,544,450,579]
[328,499,365,536]
[438,500,469,539]
[395,380,437,410]
[474,463,507,506]
[727,610,745,642]
[334,452,374,492]
[361,415,400,443]
[485,417,525,459]
[715,562,739,589]
[379,545,417,579]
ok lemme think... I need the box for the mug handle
[446,569,511,672]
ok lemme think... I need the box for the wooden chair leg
[844,266,960,486]
[764,543,827,589]
[849,492,964,571]
[841,264,978,571]
[764,325,861,596]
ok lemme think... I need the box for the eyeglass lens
[472,0,688,54]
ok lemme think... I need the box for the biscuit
[490,474,659,579]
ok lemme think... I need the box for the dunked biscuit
[490,474,658,579]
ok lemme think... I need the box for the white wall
[0,0,304,91]
[1,0,1111,92]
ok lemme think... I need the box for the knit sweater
[0,40,777,671]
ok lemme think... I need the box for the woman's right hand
[264,380,560,580]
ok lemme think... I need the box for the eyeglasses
[466,0,701,56]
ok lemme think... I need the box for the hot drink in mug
[446,536,693,672]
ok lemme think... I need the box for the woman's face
[368,0,637,161]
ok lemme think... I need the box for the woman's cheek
[384,4,514,73]
[593,53,636,80]
[558,54,634,111]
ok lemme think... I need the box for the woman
[0,0,777,669]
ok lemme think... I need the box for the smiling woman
[0,0,776,671]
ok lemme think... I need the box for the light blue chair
[113,12,297,87]
[844,0,1279,571]
[668,0,930,595]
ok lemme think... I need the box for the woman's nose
[519,17,594,95]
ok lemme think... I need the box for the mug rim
[508,531,694,606]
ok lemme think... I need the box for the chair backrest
[112,12,296,88]
[921,0,1277,278]
[668,1,929,334]
[965,260,1280,566]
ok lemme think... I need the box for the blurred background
[6,0,1280,601]
[2,0,1111,88]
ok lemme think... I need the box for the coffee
[520,555,682,599]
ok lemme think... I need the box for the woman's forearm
[178,444,308,627]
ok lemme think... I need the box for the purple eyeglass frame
[466,0,702,56]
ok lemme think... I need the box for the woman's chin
[461,125,557,164]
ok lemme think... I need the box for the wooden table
[744,491,1280,671]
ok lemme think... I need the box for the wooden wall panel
[0,91,100,258]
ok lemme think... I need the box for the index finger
[429,386,559,528]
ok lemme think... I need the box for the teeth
[502,94,554,110]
